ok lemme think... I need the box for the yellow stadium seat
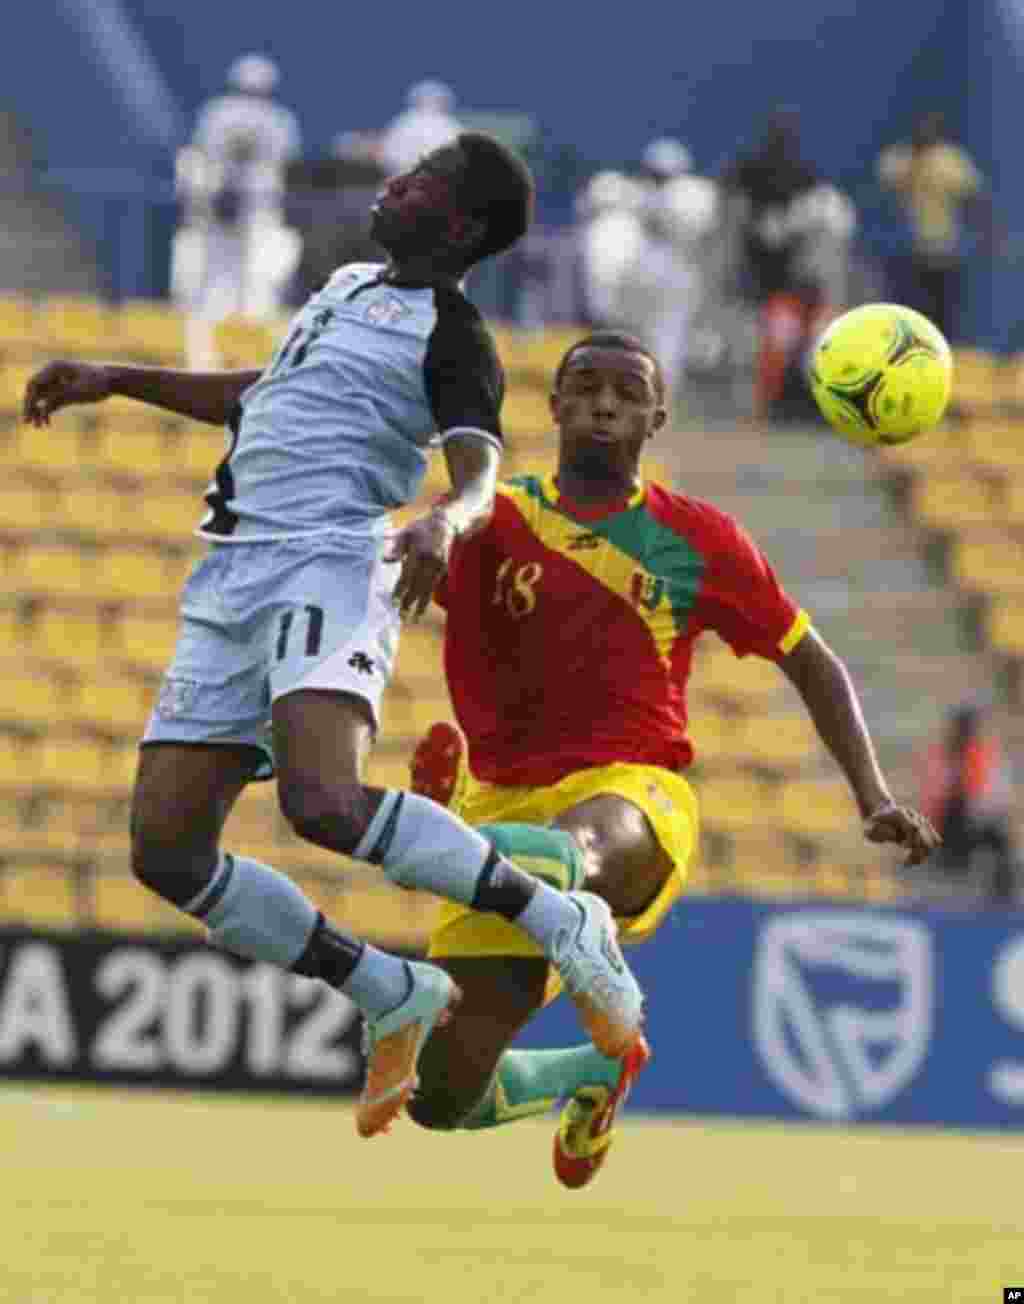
[364,749,413,791]
[139,489,203,541]
[93,548,174,601]
[912,473,996,531]
[92,872,199,934]
[779,778,855,838]
[110,611,179,671]
[0,362,39,414]
[92,426,174,477]
[0,295,40,354]
[116,300,186,364]
[697,774,778,833]
[503,389,554,437]
[733,712,822,770]
[38,296,113,354]
[988,599,1024,656]
[686,712,742,768]
[967,422,1024,472]
[31,609,103,669]
[0,606,25,656]
[214,316,279,368]
[106,742,142,790]
[0,734,31,789]
[180,425,229,480]
[0,866,77,929]
[9,421,86,473]
[698,644,784,707]
[53,481,127,535]
[70,676,149,735]
[1002,477,1024,527]
[11,545,90,598]
[0,670,68,730]
[35,737,108,792]
[0,481,52,531]
[952,348,998,410]
[954,535,1024,595]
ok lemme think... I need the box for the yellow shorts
[427,762,699,988]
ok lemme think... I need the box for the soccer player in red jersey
[404,331,940,1187]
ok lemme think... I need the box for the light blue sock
[186,853,319,968]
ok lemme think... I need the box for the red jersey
[435,473,809,787]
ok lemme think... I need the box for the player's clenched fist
[863,801,941,867]
[22,360,112,427]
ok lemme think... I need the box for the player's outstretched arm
[779,627,940,865]
[23,361,262,428]
[386,434,499,621]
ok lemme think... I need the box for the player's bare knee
[130,827,218,904]
[277,778,373,853]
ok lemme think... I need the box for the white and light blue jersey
[198,262,505,541]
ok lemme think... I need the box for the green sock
[461,1044,620,1131]
[478,823,586,892]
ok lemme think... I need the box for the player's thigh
[414,956,549,1119]
[266,535,400,803]
[553,793,675,917]
[130,742,259,852]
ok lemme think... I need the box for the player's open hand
[23,360,112,427]
[384,508,458,622]
[863,801,940,867]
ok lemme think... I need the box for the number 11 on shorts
[276,605,324,660]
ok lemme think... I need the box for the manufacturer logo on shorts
[365,295,409,327]
[155,677,200,719]
[347,652,376,675]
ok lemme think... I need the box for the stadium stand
[0,302,1016,950]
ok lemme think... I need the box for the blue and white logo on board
[752,912,933,1119]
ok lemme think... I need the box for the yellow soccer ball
[808,303,953,446]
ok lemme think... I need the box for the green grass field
[1,1083,1019,1303]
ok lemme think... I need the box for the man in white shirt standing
[173,54,303,367]
[377,80,463,178]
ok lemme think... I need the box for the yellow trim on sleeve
[779,608,811,655]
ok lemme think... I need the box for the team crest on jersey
[155,676,200,719]
[630,570,665,611]
[364,295,409,327]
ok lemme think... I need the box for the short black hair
[554,331,665,403]
[455,132,535,264]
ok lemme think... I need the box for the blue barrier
[518,897,1024,1127]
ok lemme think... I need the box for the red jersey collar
[544,473,645,521]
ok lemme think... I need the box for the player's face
[551,349,666,457]
[369,145,467,254]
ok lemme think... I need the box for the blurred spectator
[621,137,719,404]
[377,80,463,177]
[722,107,856,421]
[877,112,997,344]
[172,54,303,367]
[574,170,648,329]
[919,703,1018,905]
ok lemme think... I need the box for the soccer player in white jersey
[24,133,645,1138]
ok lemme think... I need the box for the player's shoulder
[644,481,748,547]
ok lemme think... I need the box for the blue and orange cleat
[357,961,462,1139]
[552,1035,651,1189]
[409,720,470,809]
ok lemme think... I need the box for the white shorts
[142,533,401,778]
